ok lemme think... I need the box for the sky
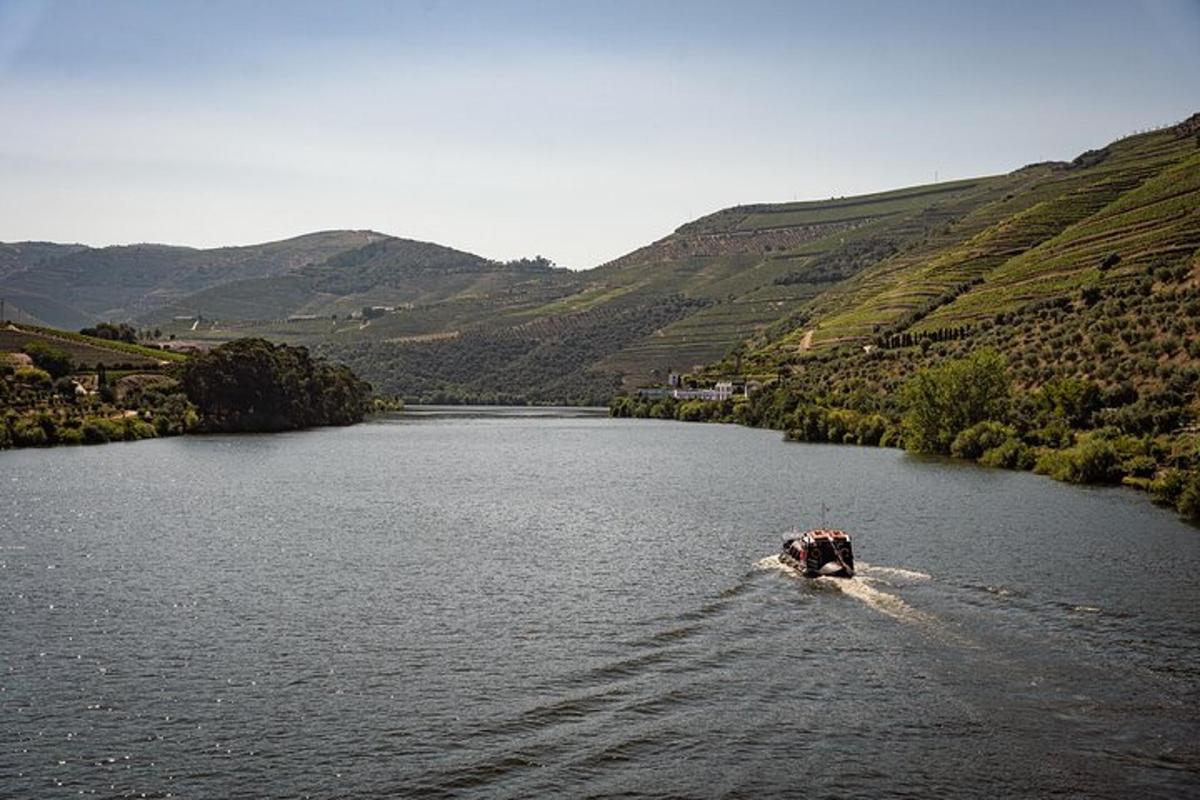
[1,0,1198,268]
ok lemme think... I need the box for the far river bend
[2,408,1198,798]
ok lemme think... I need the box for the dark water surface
[2,410,1198,798]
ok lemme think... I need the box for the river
[2,408,1198,798]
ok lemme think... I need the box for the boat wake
[817,575,933,625]
[756,554,933,626]
[753,554,792,574]
[858,562,932,581]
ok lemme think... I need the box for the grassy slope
[772,126,1199,353]
[918,147,1200,329]
[0,323,184,369]
[580,178,1010,383]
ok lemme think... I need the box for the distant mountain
[150,236,574,322]
[0,230,387,328]
[0,242,89,280]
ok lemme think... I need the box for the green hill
[771,122,1200,354]
[151,237,576,323]
[0,230,387,327]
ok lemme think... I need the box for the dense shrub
[80,322,138,343]
[1150,468,1188,507]
[1178,472,1200,521]
[1037,378,1101,428]
[979,438,1036,470]
[950,421,1014,460]
[854,414,888,446]
[21,342,73,379]
[58,427,83,445]
[1034,438,1122,484]
[1122,455,1158,479]
[649,400,674,419]
[825,408,859,443]
[53,376,79,400]
[121,417,157,440]
[12,419,48,447]
[14,366,52,389]
[81,418,121,444]
[1026,418,1074,449]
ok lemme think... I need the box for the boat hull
[780,530,855,578]
[779,551,854,579]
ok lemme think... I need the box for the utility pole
[1,297,5,323]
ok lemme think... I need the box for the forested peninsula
[0,328,376,449]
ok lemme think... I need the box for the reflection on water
[1,415,1197,798]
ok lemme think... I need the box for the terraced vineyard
[918,148,1200,330]
[773,123,1200,354]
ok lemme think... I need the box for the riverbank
[611,349,1200,523]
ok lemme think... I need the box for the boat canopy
[804,529,850,540]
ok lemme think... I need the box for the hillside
[0,323,183,369]
[0,230,387,327]
[303,176,1041,400]
[0,242,88,280]
[150,237,575,323]
[722,116,1199,375]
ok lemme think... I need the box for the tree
[80,322,138,343]
[1038,377,1101,428]
[901,348,1010,454]
[21,342,72,379]
[177,338,372,432]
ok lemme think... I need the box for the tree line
[611,348,1200,522]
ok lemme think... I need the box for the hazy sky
[1,0,1198,267]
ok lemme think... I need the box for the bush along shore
[1,337,378,449]
[610,347,1200,523]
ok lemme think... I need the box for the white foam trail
[756,554,933,627]
[818,576,933,625]
[858,562,932,581]
[754,555,792,574]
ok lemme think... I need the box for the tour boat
[780,529,855,578]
